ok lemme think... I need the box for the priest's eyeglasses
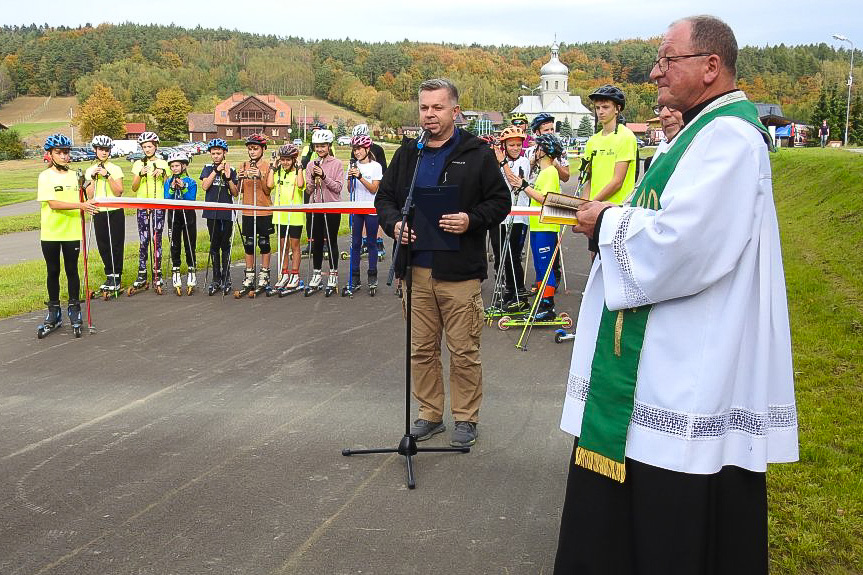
[652,105,678,115]
[652,53,712,73]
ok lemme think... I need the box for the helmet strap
[51,160,69,172]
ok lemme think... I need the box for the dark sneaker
[410,419,445,441]
[450,421,478,447]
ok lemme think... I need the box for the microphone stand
[342,131,469,489]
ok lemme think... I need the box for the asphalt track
[0,229,592,574]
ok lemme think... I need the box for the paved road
[0,230,591,575]
[0,198,38,217]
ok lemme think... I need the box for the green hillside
[767,148,862,574]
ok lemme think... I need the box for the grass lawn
[765,148,862,575]
[0,190,36,207]
[9,121,70,141]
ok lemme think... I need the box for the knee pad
[243,234,255,255]
[257,234,271,254]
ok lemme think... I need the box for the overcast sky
[2,0,861,49]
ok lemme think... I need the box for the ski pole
[76,170,94,334]
[516,234,562,351]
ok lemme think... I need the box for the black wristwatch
[499,159,507,167]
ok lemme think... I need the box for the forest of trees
[0,23,860,142]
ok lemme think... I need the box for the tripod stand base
[342,434,470,489]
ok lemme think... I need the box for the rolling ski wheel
[369,287,376,297]
[340,251,349,260]
[187,287,194,296]
[154,286,163,295]
[561,315,574,329]
[555,329,566,344]
[498,316,512,331]
[73,326,82,338]
[37,329,45,340]
[378,254,384,262]
[175,287,182,296]
[233,290,245,299]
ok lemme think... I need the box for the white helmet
[311,129,334,144]
[351,124,369,137]
[137,131,160,145]
[166,150,189,165]
[91,135,113,149]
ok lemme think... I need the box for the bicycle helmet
[510,113,528,125]
[499,126,527,142]
[351,134,372,148]
[166,150,189,165]
[207,138,228,152]
[278,144,299,158]
[588,85,626,110]
[245,133,268,148]
[351,124,370,137]
[311,129,334,144]
[44,133,72,151]
[91,135,113,149]
[535,133,565,159]
[137,131,160,145]
[530,113,555,133]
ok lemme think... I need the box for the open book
[539,192,587,226]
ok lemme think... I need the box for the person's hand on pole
[393,221,417,244]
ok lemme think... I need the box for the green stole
[574,95,771,482]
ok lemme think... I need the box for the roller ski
[96,274,122,300]
[249,267,270,298]
[152,273,164,295]
[68,300,83,338]
[172,267,183,296]
[36,301,63,339]
[368,273,378,297]
[126,270,150,296]
[554,328,576,344]
[324,272,338,297]
[304,270,323,296]
[233,268,256,298]
[208,280,221,296]
[275,273,305,297]
[186,268,196,296]
[267,270,285,297]
[341,276,361,298]
[498,299,572,331]
[221,271,232,296]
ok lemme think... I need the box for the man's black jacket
[375,130,511,282]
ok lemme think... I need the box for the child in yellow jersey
[85,135,125,296]
[129,131,169,294]
[36,134,98,338]
[517,133,565,320]
[584,85,638,205]
[267,144,305,293]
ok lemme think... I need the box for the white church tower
[510,42,591,134]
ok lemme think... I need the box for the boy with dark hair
[200,138,238,295]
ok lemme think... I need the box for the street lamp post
[832,34,855,147]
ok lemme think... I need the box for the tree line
[0,23,861,143]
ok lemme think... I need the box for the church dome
[540,42,569,77]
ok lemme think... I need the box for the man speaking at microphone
[376,78,510,448]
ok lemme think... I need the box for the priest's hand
[572,201,615,238]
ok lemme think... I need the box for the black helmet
[535,133,565,160]
[530,113,555,134]
[588,85,626,110]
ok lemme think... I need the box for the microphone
[417,129,431,149]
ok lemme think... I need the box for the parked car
[69,150,90,162]
[70,147,96,161]
[293,138,303,146]
[336,135,352,146]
